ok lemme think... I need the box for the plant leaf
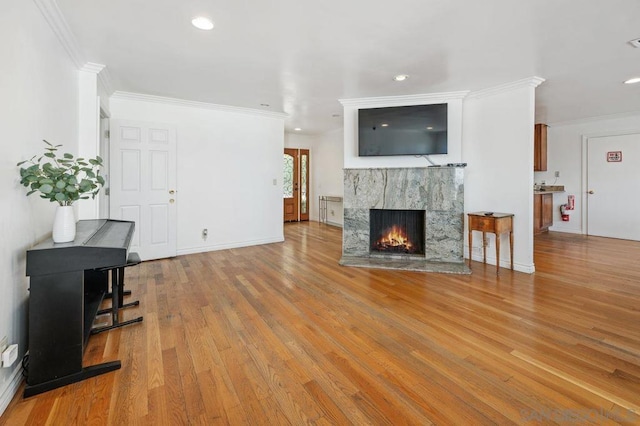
[39,184,53,194]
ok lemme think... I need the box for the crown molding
[80,62,105,74]
[97,66,114,96]
[110,91,289,119]
[466,76,546,100]
[33,0,85,68]
[80,62,114,96]
[547,109,640,127]
[339,91,469,108]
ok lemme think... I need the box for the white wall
[285,130,344,225]
[0,0,80,414]
[536,112,640,234]
[463,79,542,273]
[109,95,285,255]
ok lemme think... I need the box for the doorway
[283,148,310,222]
[586,132,640,241]
[109,119,178,260]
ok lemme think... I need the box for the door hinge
[104,130,110,138]
[105,187,110,196]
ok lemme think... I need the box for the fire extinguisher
[560,195,575,221]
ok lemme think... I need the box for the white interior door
[110,120,177,260]
[587,133,640,241]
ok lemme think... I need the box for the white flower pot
[52,205,76,243]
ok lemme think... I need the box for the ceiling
[56,0,640,135]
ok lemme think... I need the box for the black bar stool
[92,252,143,334]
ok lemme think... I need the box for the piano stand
[24,361,121,398]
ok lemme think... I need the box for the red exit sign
[607,151,622,162]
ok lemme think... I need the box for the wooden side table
[467,212,514,274]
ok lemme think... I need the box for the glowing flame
[375,225,413,250]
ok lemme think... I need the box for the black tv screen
[358,103,448,156]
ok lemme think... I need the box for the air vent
[629,38,640,48]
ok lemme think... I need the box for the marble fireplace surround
[340,167,470,274]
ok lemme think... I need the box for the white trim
[466,76,546,100]
[111,91,289,119]
[339,91,470,107]
[81,63,114,100]
[548,227,583,235]
[32,1,115,96]
[581,135,588,235]
[0,366,23,417]
[97,66,114,97]
[80,62,105,74]
[548,109,640,127]
[33,0,85,68]
[469,252,535,274]
[177,237,285,256]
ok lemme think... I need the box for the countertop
[534,185,565,194]
[534,190,565,194]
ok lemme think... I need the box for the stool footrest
[92,316,143,334]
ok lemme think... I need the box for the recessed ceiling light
[393,74,409,82]
[381,123,389,127]
[191,16,214,30]
[624,77,640,84]
[426,126,433,130]
[260,103,270,107]
[332,114,341,118]
[294,127,302,131]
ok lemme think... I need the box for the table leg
[496,233,501,274]
[509,231,514,270]
[468,229,473,267]
[482,232,486,264]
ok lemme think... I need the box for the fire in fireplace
[370,209,425,255]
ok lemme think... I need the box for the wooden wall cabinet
[534,123,548,171]
[534,193,553,234]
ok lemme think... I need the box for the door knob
[169,199,175,203]
[588,190,595,194]
[169,190,175,194]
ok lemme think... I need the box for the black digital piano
[24,219,135,397]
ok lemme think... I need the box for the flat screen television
[358,103,448,156]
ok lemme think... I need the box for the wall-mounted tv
[358,103,448,156]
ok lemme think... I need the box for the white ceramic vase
[52,205,76,243]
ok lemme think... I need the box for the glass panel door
[300,149,309,221]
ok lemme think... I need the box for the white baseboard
[0,365,23,417]
[177,236,284,256]
[467,252,535,274]
[548,226,583,234]
[323,221,343,228]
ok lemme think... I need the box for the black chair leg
[92,253,143,334]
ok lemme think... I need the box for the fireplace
[369,209,425,255]
[340,167,469,273]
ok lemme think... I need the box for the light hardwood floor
[2,222,640,425]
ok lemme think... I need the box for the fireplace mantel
[340,166,469,273]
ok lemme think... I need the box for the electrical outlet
[202,228,208,240]
[330,210,335,216]
[555,171,560,178]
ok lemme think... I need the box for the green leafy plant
[17,140,105,206]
